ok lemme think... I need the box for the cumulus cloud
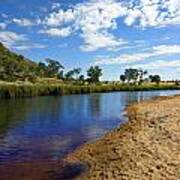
[0,31,45,50]
[0,31,27,47]
[14,43,46,50]
[1,13,8,18]
[7,0,179,52]
[40,27,73,37]
[0,22,7,30]
[129,59,180,69]
[124,0,180,27]
[51,3,61,10]
[39,0,180,51]
[12,18,34,26]
[41,0,127,51]
[80,31,127,52]
[95,45,180,65]
[43,9,75,27]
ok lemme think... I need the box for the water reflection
[0,90,179,178]
[88,94,102,117]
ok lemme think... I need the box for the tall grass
[0,83,180,99]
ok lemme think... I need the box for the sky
[0,0,180,80]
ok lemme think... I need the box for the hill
[0,42,38,82]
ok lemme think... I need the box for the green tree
[73,68,81,80]
[57,70,64,80]
[79,74,85,82]
[87,66,102,83]
[37,62,47,77]
[124,68,139,84]
[64,68,82,81]
[120,74,126,83]
[46,58,64,78]
[149,75,161,85]
[138,69,148,85]
[65,70,74,81]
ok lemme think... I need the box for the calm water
[0,90,180,179]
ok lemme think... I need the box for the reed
[0,83,179,99]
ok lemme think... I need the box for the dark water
[0,90,180,179]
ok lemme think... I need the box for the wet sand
[66,95,180,179]
[0,159,85,180]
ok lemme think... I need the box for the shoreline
[0,83,180,99]
[65,95,180,179]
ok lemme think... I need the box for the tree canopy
[149,75,161,84]
[87,66,102,83]
[0,42,165,85]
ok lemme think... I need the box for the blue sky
[0,0,180,80]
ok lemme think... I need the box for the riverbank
[0,82,180,99]
[65,95,180,179]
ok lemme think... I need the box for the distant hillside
[0,42,38,81]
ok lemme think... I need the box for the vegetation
[119,68,162,86]
[87,66,102,83]
[64,68,82,81]
[0,42,37,82]
[0,83,180,99]
[0,42,179,99]
[0,42,102,83]
[149,75,161,85]
[120,68,148,84]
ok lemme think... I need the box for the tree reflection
[88,94,102,118]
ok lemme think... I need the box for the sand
[65,95,180,180]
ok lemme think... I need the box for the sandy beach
[66,95,180,180]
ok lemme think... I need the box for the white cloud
[94,45,180,65]
[51,3,61,10]
[44,9,75,27]
[12,18,34,26]
[41,0,127,51]
[80,31,127,52]
[40,27,73,37]
[0,22,7,30]
[124,0,180,27]
[0,31,27,47]
[75,0,127,51]
[129,59,180,69]
[0,31,46,50]
[14,43,46,50]
[37,0,180,51]
[152,45,180,54]
[1,13,8,18]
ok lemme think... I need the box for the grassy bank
[0,82,180,99]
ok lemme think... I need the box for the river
[0,90,179,179]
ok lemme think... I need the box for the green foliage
[45,58,64,78]
[65,70,75,81]
[120,68,148,85]
[79,75,85,81]
[57,70,64,80]
[120,74,126,83]
[0,42,179,99]
[124,68,139,83]
[0,82,179,99]
[64,68,82,81]
[138,69,148,85]
[149,75,161,84]
[73,68,81,78]
[37,62,47,77]
[87,66,102,83]
[0,43,65,82]
[0,42,38,82]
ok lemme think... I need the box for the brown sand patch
[65,96,180,180]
